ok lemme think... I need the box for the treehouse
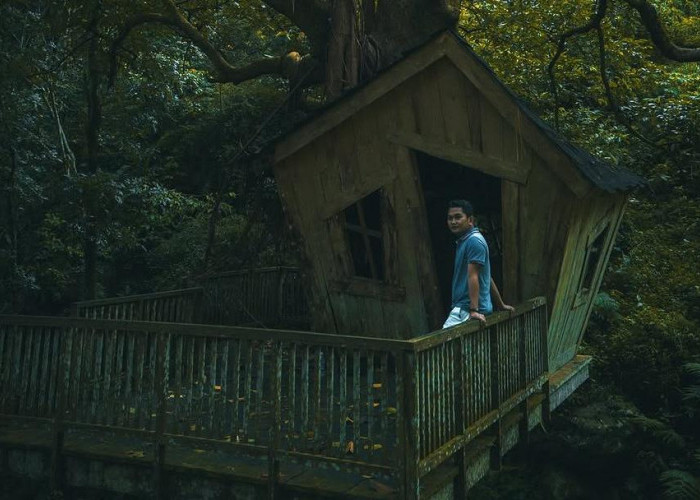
[0,31,645,500]
[273,30,643,373]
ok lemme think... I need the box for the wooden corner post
[398,349,420,499]
[50,326,72,497]
[153,331,169,500]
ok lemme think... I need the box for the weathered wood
[1,299,548,490]
[153,332,168,500]
[275,34,450,162]
[387,130,529,184]
[50,327,71,497]
[398,350,419,499]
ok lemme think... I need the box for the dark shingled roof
[276,30,645,193]
[446,32,645,192]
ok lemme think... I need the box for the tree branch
[263,0,329,51]
[109,13,177,87]
[109,1,322,88]
[596,25,656,145]
[624,0,700,62]
[548,0,608,129]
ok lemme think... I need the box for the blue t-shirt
[451,228,492,314]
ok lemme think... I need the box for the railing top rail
[73,287,204,309]
[200,266,300,279]
[409,296,546,352]
[0,315,412,352]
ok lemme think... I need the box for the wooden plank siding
[547,194,625,371]
[274,46,629,378]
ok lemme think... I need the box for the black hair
[447,199,474,216]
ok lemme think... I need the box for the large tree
[110,0,698,99]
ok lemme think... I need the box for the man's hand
[470,311,486,324]
[499,304,515,313]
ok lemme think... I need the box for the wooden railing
[0,297,547,499]
[73,267,308,328]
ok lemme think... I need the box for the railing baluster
[352,350,360,449]
[219,338,229,438]
[243,340,253,438]
[339,349,347,449]
[301,345,310,440]
[289,343,297,436]
[314,345,322,447]
[207,338,218,437]
[231,339,241,437]
[327,346,335,442]
[134,332,146,429]
[366,351,374,446]
[47,329,60,417]
[255,342,265,442]
[18,326,33,414]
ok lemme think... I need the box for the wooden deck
[73,267,309,328]
[0,297,563,498]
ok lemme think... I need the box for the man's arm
[468,263,486,323]
[490,278,515,312]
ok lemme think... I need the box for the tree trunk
[322,0,461,98]
[83,0,102,300]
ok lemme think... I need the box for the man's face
[447,207,473,237]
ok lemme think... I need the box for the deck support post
[267,342,283,499]
[489,326,502,471]
[153,332,169,500]
[50,326,71,497]
[398,350,419,499]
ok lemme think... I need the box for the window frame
[573,218,611,309]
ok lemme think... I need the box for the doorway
[416,151,503,315]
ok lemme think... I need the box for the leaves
[660,469,700,499]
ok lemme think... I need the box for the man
[443,200,514,329]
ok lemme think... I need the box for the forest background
[0,0,699,497]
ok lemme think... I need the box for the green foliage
[660,469,700,499]
[629,416,686,450]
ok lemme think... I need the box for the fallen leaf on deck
[372,383,382,389]
[346,441,354,454]
[385,407,397,415]
[193,449,205,454]
[363,444,383,450]
[214,385,222,391]
[125,450,145,458]
[372,402,380,408]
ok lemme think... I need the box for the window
[343,189,384,281]
[577,224,609,296]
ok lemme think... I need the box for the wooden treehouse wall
[276,55,620,355]
[548,193,626,371]
[275,79,441,339]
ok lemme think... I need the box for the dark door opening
[416,151,503,315]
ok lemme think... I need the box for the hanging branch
[547,0,608,130]
[595,25,656,146]
[109,0,323,89]
[623,0,700,62]
[41,86,78,176]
